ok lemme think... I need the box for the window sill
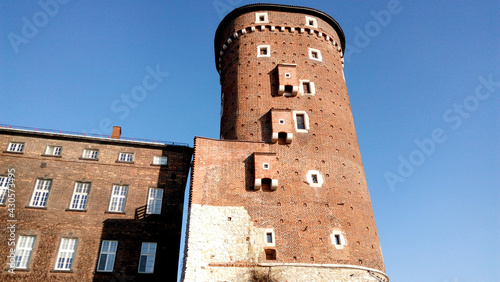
[150,163,167,167]
[115,160,134,164]
[50,269,74,273]
[13,268,30,272]
[25,206,47,210]
[3,151,24,154]
[42,154,62,158]
[65,209,87,212]
[105,211,126,215]
[79,157,99,161]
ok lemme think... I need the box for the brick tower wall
[183,4,388,281]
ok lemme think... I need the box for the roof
[214,3,346,71]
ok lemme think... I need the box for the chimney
[111,126,121,139]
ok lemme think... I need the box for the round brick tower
[183,4,388,281]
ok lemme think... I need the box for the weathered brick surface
[0,128,192,281]
[184,5,387,281]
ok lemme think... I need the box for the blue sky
[1,1,499,281]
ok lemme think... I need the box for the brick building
[0,126,192,281]
[182,4,388,281]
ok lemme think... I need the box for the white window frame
[82,149,98,159]
[293,111,310,133]
[153,156,168,165]
[118,152,134,162]
[264,229,275,247]
[263,163,270,170]
[308,47,322,61]
[7,142,24,152]
[0,176,10,205]
[69,182,90,210]
[284,72,291,78]
[108,185,128,212]
[257,45,271,57]
[55,238,77,271]
[29,179,52,207]
[15,235,36,269]
[300,80,316,95]
[97,240,118,272]
[138,242,157,273]
[278,119,285,124]
[255,12,268,23]
[306,170,324,188]
[45,145,62,156]
[305,16,318,28]
[146,188,163,215]
[331,231,346,249]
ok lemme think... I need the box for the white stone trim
[306,170,324,188]
[292,111,309,133]
[305,16,318,28]
[255,12,268,24]
[299,80,316,95]
[264,229,275,246]
[263,163,269,170]
[257,45,271,57]
[308,47,322,61]
[330,230,346,249]
[256,263,389,280]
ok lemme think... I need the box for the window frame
[82,149,98,160]
[306,170,324,188]
[255,12,268,23]
[264,229,275,247]
[257,45,271,57]
[331,231,346,249]
[118,152,134,163]
[0,176,10,205]
[54,238,78,271]
[152,156,168,166]
[305,16,318,28]
[69,182,91,210]
[29,179,52,207]
[293,111,310,133]
[300,80,316,95]
[138,242,157,274]
[7,142,24,153]
[146,188,163,215]
[108,185,128,213]
[45,145,62,156]
[96,240,118,272]
[308,48,322,62]
[15,235,36,269]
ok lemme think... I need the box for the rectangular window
[153,156,167,165]
[29,179,52,207]
[82,149,98,159]
[55,238,77,271]
[334,234,341,245]
[7,142,24,152]
[0,176,10,205]
[108,185,128,212]
[311,174,318,184]
[257,45,271,57]
[308,48,322,61]
[69,182,90,210]
[118,152,133,162]
[146,188,163,215]
[138,242,157,273]
[305,16,318,28]
[266,233,273,244]
[15,235,36,269]
[45,145,62,156]
[302,82,311,94]
[296,114,305,130]
[255,12,268,23]
[97,240,118,272]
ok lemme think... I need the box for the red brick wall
[0,129,192,281]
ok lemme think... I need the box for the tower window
[305,16,318,28]
[265,249,276,260]
[300,80,316,95]
[311,174,318,184]
[306,170,323,187]
[284,85,293,94]
[257,45,271,57]
[303,82,311,94]
[331,231,345,249]
[255,12,268,23]
[278,119,285,124]
[264,229,275,246]
[285,73,291,78]
[296,114,305,130]
[334,234,341,245]
[266,232,273,244]
[263,163,270,169]
[308,48,322,61]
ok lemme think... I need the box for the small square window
[306,170,324,187]
[255,12,268,23]
[82,149,98,159]
[263,163,270,170]
[278,119,285,124]
[45,145,62,156]
[285,73,291,78]
[305,16,318,28]
[257,45,271,57]
[308,48,322,61]
[118,152,133,162]
[7,142,24,153]
[153,156,167,165]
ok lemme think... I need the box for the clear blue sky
[1,1,499,281]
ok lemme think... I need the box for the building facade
[182,4,388,282]
[0,126,192,281]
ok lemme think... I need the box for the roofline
[0,127,192,149]
[214,3,346,71]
